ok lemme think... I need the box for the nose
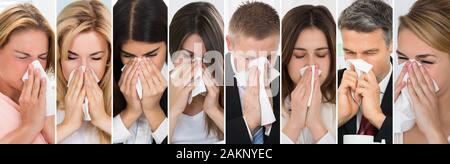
[307,55,318,68]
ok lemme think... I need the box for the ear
[226,35,233,52]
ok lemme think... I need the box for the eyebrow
[14,50,47,56]
[343,48,355,53]
[396,50,436,58]
[120,47,160,57]
[68,50,104,56]
[294,47,328,51]
[362,48,379,53]
[396,50,407,57]
[181,49,195,56]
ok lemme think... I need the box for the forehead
[69,31,107,54]
[295,27,328,48]
[8,29,49,53]
[341,28,386,52]
[235,34,279,57]
[397,28,441,58]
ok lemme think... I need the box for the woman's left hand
[139,58,167,131]
[85,67,111,134]
[305,67,327,142]
[202,68,224,132]
[407,62,447,143]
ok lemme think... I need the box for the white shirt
[57,110,101,144]
[171,111,223,144]
[281,102,336,144]
[113,114,167,144]
[356,64,392,132]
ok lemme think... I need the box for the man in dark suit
[337,0,393,144]
[224,1,280,144]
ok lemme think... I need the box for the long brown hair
[169,2,224,140]
[281,5,336,106]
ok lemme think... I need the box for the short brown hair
[228,1,279,40]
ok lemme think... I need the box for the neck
[0,78,20,104]
[376,63,391,83]
[183,96,204,116]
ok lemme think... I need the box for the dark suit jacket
[337,69,393,144]
[225,54,280,144]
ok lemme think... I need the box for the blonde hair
[399,0,450,54]
[0,3,55,72]
[57,0,111,144]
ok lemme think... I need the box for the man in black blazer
[224,1,280,144]
[225,53,280,144]
[337,0,393,144]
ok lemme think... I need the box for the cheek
[427,64,450,93]
[61,61,78,81]
[318,57,331,83]
[121,57,130,66]
[39,60,47,70]
[90,62,107,80]
[287,59,302,84]
[151,54,166,70]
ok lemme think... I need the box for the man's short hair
[228,1,279,40]
[339,0,392,46]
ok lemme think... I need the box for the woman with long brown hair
[281,5,336,144]
[169,1,224,144]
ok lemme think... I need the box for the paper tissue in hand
[299,65,322,108]
[346,59,373,103]
[394,60,440,133]
[188,57,207,104]
[346,59,373,78]
[233,56,280,127]
[67,66,100,121]
[22,60,56,116]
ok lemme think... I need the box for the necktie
[358,116,378,136]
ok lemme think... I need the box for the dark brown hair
[169,2,224,140]
[282,5,336,104]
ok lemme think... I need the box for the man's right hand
[338,66,359,127]
[243,67,261,134]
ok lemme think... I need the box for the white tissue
[346,59,373,103]
[346,59,373,77]
[394,60,440,133]
[299,65,322,108]
[188,57,207,104]
[232,56,279,127]
[22,60,55,116]
[67,66,100,121]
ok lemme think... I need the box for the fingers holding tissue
[299,65,322,108]
[346,59,373,104]
[22,60,56,116]
[237,57,280,127]
[394,60,440,133]
[67,65,100,121]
